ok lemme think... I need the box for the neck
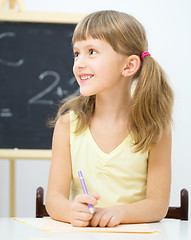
[93,82,132,122]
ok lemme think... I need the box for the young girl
[46,10,174,227]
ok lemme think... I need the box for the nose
[74,55,87,69]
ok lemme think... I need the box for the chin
[80,89,95,97]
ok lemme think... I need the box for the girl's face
[73,37,128,96]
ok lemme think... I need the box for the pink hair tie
[141,51,151,61]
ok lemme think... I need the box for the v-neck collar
[86,127,131,158]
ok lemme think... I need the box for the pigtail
[130,56,174,152]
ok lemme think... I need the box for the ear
[122,55,141,77]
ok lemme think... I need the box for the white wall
[0,0,191,218]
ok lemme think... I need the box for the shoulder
[152,127,172,152]
[56,111,80,135]
[53,113,70,142]
[56,112,70,126]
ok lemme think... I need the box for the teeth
[80,75,91,80]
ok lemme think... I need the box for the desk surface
[0,218,191,240]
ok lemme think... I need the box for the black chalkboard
[0,21,79,149]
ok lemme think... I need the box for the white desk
[0,218,191,240]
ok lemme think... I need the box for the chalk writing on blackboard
[28,71,60,105]
[0,32,24,67]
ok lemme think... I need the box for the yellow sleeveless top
[70,111,148,207]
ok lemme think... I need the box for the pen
[78,170,94,214]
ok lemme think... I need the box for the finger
[107,216,120,227]
[71,202,91,213]
[91,192,100,200]
[99,214,113,227]
[75,194,97,206]
[71,219,89,227]
[72,211,93,222]
[90,211,102,227]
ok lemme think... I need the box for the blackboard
[0,21,79,149]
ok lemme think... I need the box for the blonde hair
[52,10,174,152]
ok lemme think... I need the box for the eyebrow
[73,43,100,50]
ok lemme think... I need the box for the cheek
[73,64,76,76]
[72,65,80,85]
[95,63,109,76]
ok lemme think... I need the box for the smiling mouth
[79,74,94,81]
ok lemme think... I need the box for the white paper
[14,218,155,234]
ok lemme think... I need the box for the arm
[45,113,98,226]
[45,113,72,222]
[90,128,172,227]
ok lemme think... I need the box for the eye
[89,49,97,55]
[73,51,80,58]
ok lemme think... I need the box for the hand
[70,193,100,227]
[90,205,123,227]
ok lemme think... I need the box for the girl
[46,10,174,227]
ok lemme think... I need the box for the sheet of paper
[13,217,156,234]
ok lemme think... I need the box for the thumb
[91,192,100,200]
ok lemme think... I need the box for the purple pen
[78,170,94,214]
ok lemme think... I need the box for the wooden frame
[0,0,26,11]
[0,0,85,23]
